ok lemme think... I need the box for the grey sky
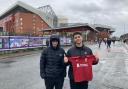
[0,0,128,37]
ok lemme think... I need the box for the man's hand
[64,56,68,63]
[94,51,100,60]
[93,51,100,65]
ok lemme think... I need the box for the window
[20,18,23,21]
[16,20,18,23]
[41,21,44,23]
[20,22,23,25]
[33,15,36,18]
[33,26,36,29]
[33,19,36,22]
[33,23,35,25]
[20,27,23,30]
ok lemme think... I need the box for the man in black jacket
[64,32,99,89]
[40,35,66,89]
[46,39,49,47]
[107,38,112,48]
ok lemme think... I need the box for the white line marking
[125,59,128,74]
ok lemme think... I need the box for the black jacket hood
[50,35,60,49]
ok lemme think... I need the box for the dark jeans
[44,77,64,89]
[70,79,88,89]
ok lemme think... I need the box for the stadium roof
[41,23,99,32]
[0,1,55,28]
[92,24,115,32]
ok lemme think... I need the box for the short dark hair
[72,32,82,38]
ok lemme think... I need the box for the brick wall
[0,12,50,36]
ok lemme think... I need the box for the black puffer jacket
[40,35,66,79]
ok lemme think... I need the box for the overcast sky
[0,0,128,37]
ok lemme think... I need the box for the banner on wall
[0,36,9,49]
[0,36,71,51]
[29,37,42,47]
[60,37,72,45]
[3,37,9,49]
[0,38,2,48]
[9,36,29,48]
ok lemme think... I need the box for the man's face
[73,34,83,44]
[52,40,58,47]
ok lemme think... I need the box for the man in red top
[64,32,99,89]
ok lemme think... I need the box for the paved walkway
[0,42,128,89]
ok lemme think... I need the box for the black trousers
[107,44,111,48]
[44,77,64,89]
[70,79,88,89]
